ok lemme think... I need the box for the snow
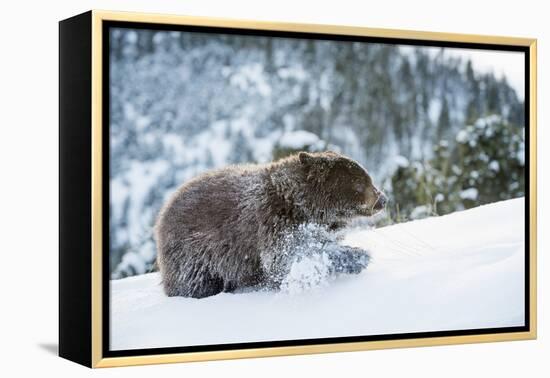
[278,130,322,150]
[489,160,500,172]
[428,98,442,124]
[281,252,332,295]
[110,158,177,278]
[115,252,147,277]
[110,198,525,350]
[475,114,502,129]
[278,66,308,81]
[456,129,469,143]
[460,188,479,200]
[517,141,525,166]
[401,46,524,98]
[394,155,410,168]
[231,63,272,97]
[410,205,431,219]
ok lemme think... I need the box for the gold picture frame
[59,9,537,368]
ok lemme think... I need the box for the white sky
[424,46,525,99]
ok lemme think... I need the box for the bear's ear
[298,151,315,166]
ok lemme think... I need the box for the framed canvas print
[59,10,537,368]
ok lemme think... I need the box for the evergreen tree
[397,57,418,155]
[229,130,254,164]
[455,116,525,204]
[437,97,451,141]
[387,115,524,222]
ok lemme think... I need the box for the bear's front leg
[326,245,370,275]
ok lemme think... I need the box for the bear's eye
[354,182,365,193]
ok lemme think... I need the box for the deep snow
[110,198,525,351]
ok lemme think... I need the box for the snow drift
[110,198,525,350]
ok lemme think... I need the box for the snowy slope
[110,198,525,351]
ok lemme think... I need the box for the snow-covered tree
[387,115,525,222]
[454,115,525,205]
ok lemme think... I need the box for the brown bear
[154,151,386,298]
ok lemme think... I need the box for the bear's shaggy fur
[154,151,386,298]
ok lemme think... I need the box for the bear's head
[297,151,387,219]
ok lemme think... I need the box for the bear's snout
[373,192,387,210]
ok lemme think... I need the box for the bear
[154,151,387,298]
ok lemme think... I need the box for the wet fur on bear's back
[154,151,385,298]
